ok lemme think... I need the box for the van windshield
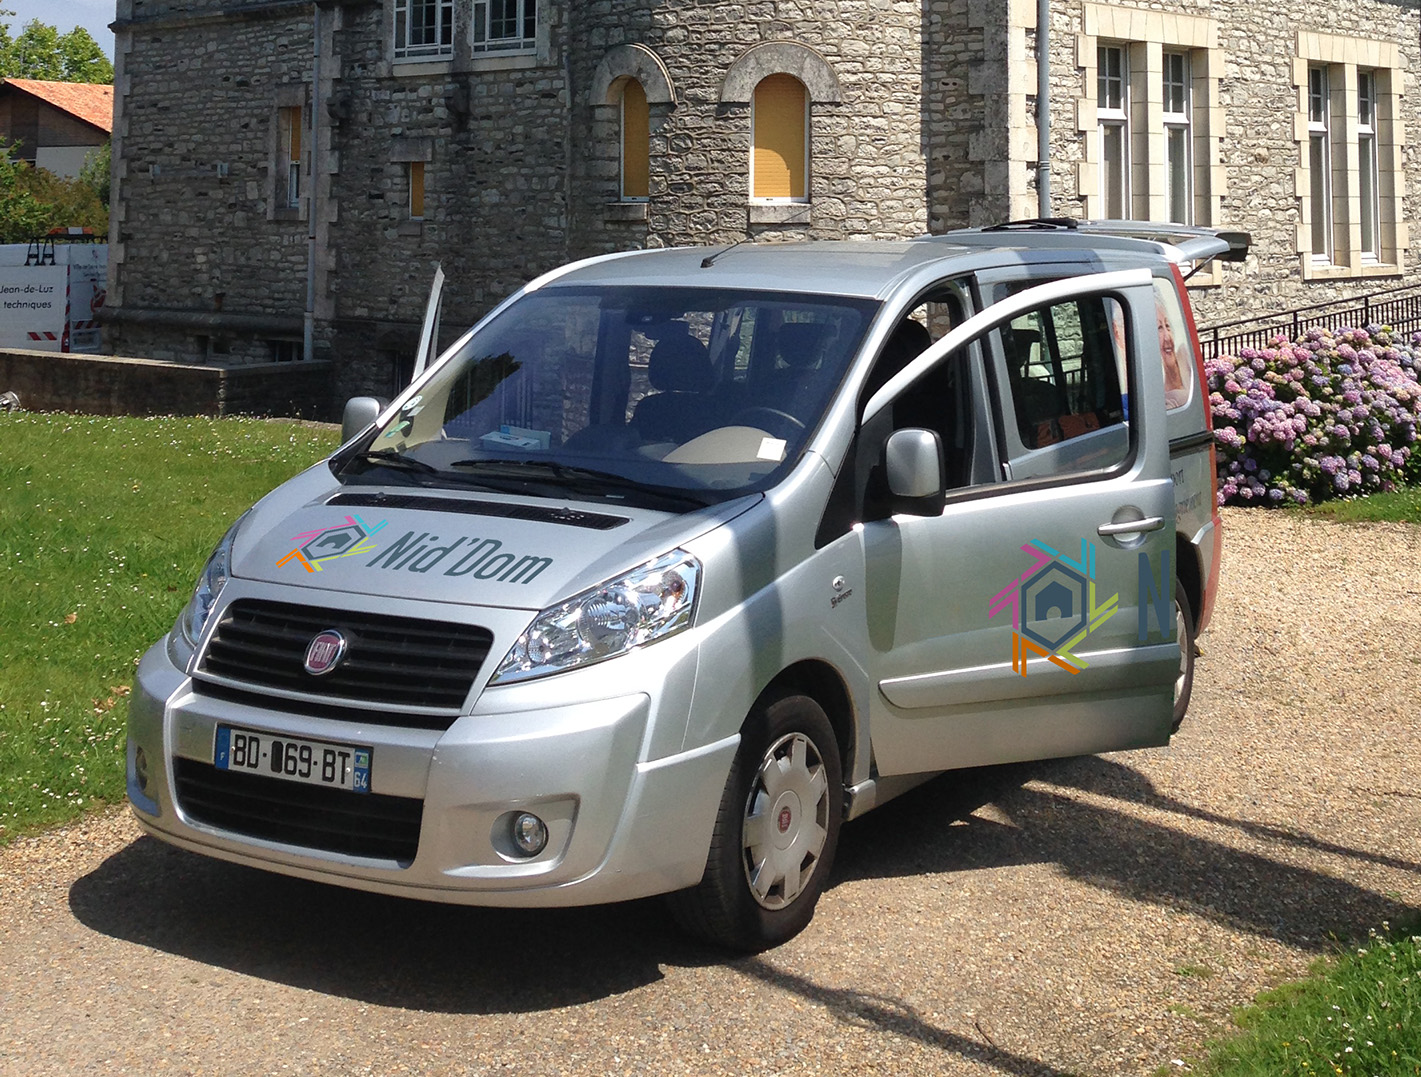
[341,284,879,507]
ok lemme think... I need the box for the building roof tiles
[0,79,114,134]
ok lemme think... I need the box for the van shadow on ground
[69,755,1418,1029]
[832,754,1420,950]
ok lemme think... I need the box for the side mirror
[884,428,946,515]
[341,396,386,443]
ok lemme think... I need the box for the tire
[1171,580,1196,732]
[669,691,843,951]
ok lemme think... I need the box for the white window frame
[1307,65,1333,265]
[1357,69,1381,262]
[1078,6,1224,262]
[1162,51,1192,226]
[278,106,302,211]
[1097,44,1130,219]
[393,0,454,60]
[1293,35,1404,278]
[472,0,537,54]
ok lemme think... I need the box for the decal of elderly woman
[1155,284,1193,410]
[1106,283,1193,413]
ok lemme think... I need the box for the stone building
[103,0,1420,410]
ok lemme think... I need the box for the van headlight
[491,550,700,684]
[178,518,242,646]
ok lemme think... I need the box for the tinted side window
[995,295,1130,480]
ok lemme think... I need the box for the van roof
[532,223,1247,301]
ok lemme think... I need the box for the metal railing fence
[1198,282,1421,360]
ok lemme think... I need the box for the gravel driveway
[3,508,1419,1077]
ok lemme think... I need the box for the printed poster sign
[0,265,66,350]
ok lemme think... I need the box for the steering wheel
[731,407,806,441]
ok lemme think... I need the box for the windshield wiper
[347,449,441,475]
[449,459,713,509]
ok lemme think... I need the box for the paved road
[3,509,1419,1076]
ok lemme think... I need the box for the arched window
[751,74,808,201]
[621,79,649,201]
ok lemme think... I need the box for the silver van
[126,221,1245,950]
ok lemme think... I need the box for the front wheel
[669,692,843,951]
[1171,580,1196,732]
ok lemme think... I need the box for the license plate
[214,725,371,794]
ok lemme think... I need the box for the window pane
[1098,46,1124,110]
[1308,67,1327,125]
[1360,134,1378,257]
[621,79,649,201]
[1310,133,1330,259]
[1166,126,1189,224]
[488,0,517,38]
[752,74,807,200]
[278,107,301,209]
[1163,53,1187,115]
[474,0,534,49]
[999,296,1127,463]
[1101,123,1126,218]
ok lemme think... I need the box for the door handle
[1098,516,1165,536]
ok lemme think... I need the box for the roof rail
[932,219,1250,268]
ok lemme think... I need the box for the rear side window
[998,295,1127,450]
[1153,278,1195,411]
[990,293,1131,483]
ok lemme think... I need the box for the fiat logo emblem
[303,630,347,676]
[778,806,793,834]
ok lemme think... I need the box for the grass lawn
[1193,924,1421,1076]
[0,412,339,844]
[1302,486,1421,525]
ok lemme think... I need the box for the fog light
[134,745,152,797]
[511,812,548,857]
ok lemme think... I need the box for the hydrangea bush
[1206,324,1421,505]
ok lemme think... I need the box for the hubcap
[742,732,831,910]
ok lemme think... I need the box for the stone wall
[0,347,334,418]
[1035,0,1420,328]
[108,0,316,366]
[104,0,1421,409]
[107,0,964,403]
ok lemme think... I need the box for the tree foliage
[0,11,112,241]
[0,138,107,242]
[0,16,114,84]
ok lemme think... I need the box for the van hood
[230,466,759,610]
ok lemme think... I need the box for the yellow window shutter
[286,107,301,158]
[409,160,425,218]
[621,79,649,200]
[752,74,807,199]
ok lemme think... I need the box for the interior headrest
[775,323,829,369]
[648,329,712,392]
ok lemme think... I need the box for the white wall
[35,144,102,179]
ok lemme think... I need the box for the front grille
[191,681,459,732]
[174,758,422,863]
[197,599,493,712]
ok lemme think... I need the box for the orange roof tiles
[0,79,114,134]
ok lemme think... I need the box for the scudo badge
[303,630,348,676]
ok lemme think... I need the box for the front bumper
[126,636,738,907]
